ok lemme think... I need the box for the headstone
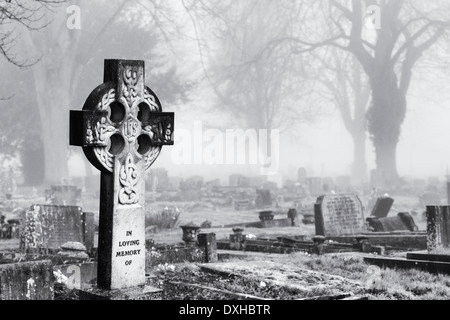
[370,196,394,218]
[366,212,418,232]
[198,233,218,263]
[20,205,92,252]
[0,260,53,300]
[287,208,298,226]
[45,185,82,206]
[69,59,174,293]
[426,206,450,252]
[314,194,365,237]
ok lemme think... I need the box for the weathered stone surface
[314,194,365,237]
[364,256,450,276]
[180,223,201,243]
[198,233,218,263]
[78,284,162,300]
[0,260,53,300]
[370,196,394,218]
[61,241,87,251]
[366,212,418,232]
[20,205,84,252]
[70,59,174,292]
[426,206,450,252]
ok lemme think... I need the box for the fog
[2,0,450,190]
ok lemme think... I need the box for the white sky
[62,1,450,184]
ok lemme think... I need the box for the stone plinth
[79,284,162,300]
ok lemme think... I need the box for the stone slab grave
[197,261,366,300]
[366,212,419,232]
[370,196,394,218]
[363,206,450,275]
[0,260,53,300]
[314,194,365,237]
[70,59,174,299]
[19,205,95,253]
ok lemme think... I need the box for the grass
[274,252,450,300]
[145,207,181,230]
[5,193,448,300]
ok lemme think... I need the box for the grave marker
[426,206,450,252]
[314,194,365,237]
[20,205,92,252]
[366,212,418,232]
[70,59,174,292]
[370,196,394,218]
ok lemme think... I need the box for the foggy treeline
[1,0,450,189]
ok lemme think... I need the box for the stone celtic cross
[70,59,174,290]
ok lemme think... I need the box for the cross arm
[69,110,111,147]
[143,112,174,146]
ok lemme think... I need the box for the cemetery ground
[3,191,449,300]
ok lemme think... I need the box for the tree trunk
[351,132,367,185]
[23,7,77,185]
[33,71,71,185]
[372,137,399,184]
[368,70,407,184]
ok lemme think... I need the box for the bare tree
[309,47,371,184]
[0,0,67,67]
[182,0,315,132]
[276,0,450,184]
[1,0,187,185]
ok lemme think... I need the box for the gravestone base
[78,284,162,300]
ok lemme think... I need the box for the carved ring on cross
[80,81,164,173]
[70,60,174,183]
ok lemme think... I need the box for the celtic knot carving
[118,153,139,205]
[144,88,160,112]
[99,89,115,111]
[145,147,162,171]
[95,117,116,143]
[123,68,140,105]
